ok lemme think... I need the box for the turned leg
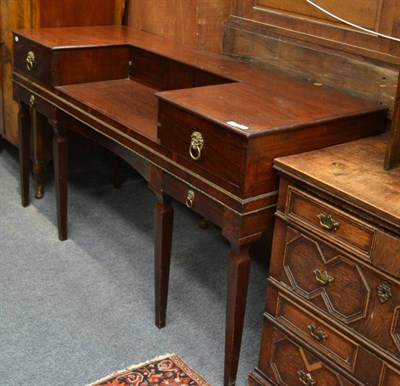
[154,193,174,328]
[18,102,31,207]
[224,245,251,386]
[51,122,68,241]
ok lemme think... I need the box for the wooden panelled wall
[125,0,231,53]
[224,0,400,115]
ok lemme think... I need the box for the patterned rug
[87,354,211,386]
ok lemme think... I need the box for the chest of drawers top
[274,134,400,236]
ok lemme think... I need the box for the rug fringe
[86,353,175,386]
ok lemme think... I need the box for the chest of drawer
[276,223,400,364]
[285,186,375,259]
[157,100,246,191]
[268,283,387,384]
[273,288,362,374]
[284,186,400,277]
[258,319,358,386]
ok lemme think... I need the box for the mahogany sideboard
[12,25,387,385]
[249,135,400,385]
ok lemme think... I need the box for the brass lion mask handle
[26,51,37,71]
[317,213,340,231]
[189,131,204,160]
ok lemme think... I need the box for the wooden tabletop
[274,135,400,230]
[15,25,386,139]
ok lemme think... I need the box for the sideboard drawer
[15,87,51,117]
[161,172,225,227]
[279,225,400,363]
[285,186,375,259]
[157,100,246,189]
[13,34,52,85]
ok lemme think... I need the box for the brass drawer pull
[313,268,334,286]
[308,324,328,342]
[377,281,392,303]
[26,51,37,71]
[186,190,195,208]
[317,213,339,231]
[29,95,36,108]
[298,370,316,385]
[189,131,204,160]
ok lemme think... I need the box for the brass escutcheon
[26,51,37,71]
[377,281,392,303]
[313,268,334,286]
[317,213,340,231]
[308,324,328,342]
[189,131,204,160]
[29,95,36,108]
[186,190,195,208]
[297,370,316,386]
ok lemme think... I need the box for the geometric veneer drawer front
[274,291,360,373]
[158,100,245,189]
[281,225,400,363]
[286,186,374,259]
[262,322,357,386]
[379,364,400,386]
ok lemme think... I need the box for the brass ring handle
[308,324,328,342]
[189,131,204,160]
[186,190,195,208]
[26,51,37,71]
[313,268,334,286]
[377,281,392,303]
[317,213,339,231]
[297,370,316,386]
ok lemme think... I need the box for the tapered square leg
[18,102,31,208]
[52,124,68,241]
[224,245,251,386]
[154,194,174,328]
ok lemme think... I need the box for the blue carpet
[0,141,267,385]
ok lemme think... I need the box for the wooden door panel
[255,0,380,30]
